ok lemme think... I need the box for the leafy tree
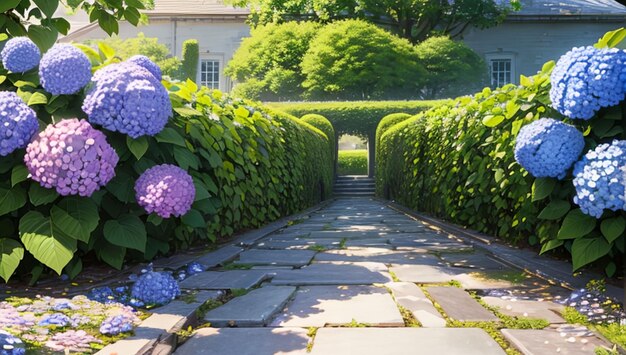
[415,36,487,98]
[85,33,184,79]
[227,22,320,100]
[0,0,153,51]
[301,20,426,100]
[182,39,199,81]
[228,0,516,43]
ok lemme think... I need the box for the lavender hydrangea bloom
[0,92,39,156]
[128,55,162,81]
[550,46,626,120]
[135,164,196,218]
[37,313,71,327]
[24,119,119,197]
[573,140,626,218]
[39,44,92,95]
[99,314,135,335]
[0,330,25,355]
[130,271,180,306]
[514,118,585,179]
[44,330,100,353]
[82,63,172,138]
[1,37,40,73]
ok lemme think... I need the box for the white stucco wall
[462,20,625,85]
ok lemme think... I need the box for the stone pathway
[109,197,619,355]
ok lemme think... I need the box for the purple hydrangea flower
[1,37,40,73]
[39,44,92,95]
[0,330,25,355]
[573,140,626,218]
[550,46,626,120]
[514,118,585,179]
[99,314,136,335]
[0,91,39,156]
[130,271,180,306]
[127,55,162,81]
[24,118,119,197]
[37,313,71,327]
[82,63,172,138]
[134,164,195,218]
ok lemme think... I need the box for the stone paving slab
[309,328,506,355]
[271,285,404,327]
[439,252,508,270]
[179,270,271,290]
[205,286,296,327]
[194,245,243,268]
[235,249,316,267]
[482,296,565,324]
[390,265,464,283]
[271,262,391,285]
[153,290,222,319]
[426,286,499,322]
[254,238,344,250]
[386,282,446,327]
[174,327,309,355]
[501,328,610,354]
[315,247,443,266]
[307,230,389,239]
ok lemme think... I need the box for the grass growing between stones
[563,306,626,352]
[468,270,528,284]
[398,304,421,327]
[339,238,348,249]
[388,270,400,282]
[221,262,254,270]
[339,319,371,327]
[307,244,328,252]
[306,327,318,352]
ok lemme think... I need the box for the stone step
[334,187,376,192]
[426,286,499,322]
[204,286,296,327]
[336,175,372,181]
[334,181,375,186]
[334,191,376,197]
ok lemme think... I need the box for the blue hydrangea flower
[573,140,626,218]
[130,271,180,306]
[0,91,39,156]
[514,118,585,179]
[39,44,92,95]
[0,330,25,355]
[1,37,40,73]
[38,313,71,327]
[127,55,162,81]
[186,262,206,276]
[550,46,626,120]
[82,63,172,138]
[99,314,135,335]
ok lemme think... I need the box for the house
[60,0,626,92]
[59,0,251,92]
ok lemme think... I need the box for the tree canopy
[228,0,517,43]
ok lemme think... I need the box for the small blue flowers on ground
[550,46,626,120]
[39,44,92,95]
[99,314,136,335]
[0,91,39,156]
[38,313,71,327]
[1,37,40,73]
[0,330,25,355]
[131,271,181,306]
[573,140,626,218]
[514,118,584,179]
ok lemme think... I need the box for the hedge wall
[377,30,626,274]
[338,150,368,175]
[268,100,444,137]
[301,113,336,160]
[0,43,332,282]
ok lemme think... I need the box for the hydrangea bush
[1,37,40,73]
[39,44,92,95]
[130,271,181,306]
[128,55,163,81]
[0,91,39,156]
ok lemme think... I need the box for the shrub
[338,150,367,175]
[300,114,335,160]
[376,29,626,275]
[181,39,199,81]
[301,20,426,100]
[0,42,332,283]
[376,113,412,148]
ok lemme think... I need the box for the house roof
[513,0,626,16]
[146,0,250,16]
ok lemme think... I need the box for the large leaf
[531,178,555,202]
[0,0,21,13]
[50,197,99,243]
[19,211,76,275]
[181,209,205,228]
[600,217,626,243]
[98,243,126,270]
[572,237,611,271]
[0,238,24,282]
[537,200,570,220]
[28,25,58,52]
[11,165,28,187]
[0,187,26,216]
[557,209,596,239]
[29,184,59,206]
[126,136,149,160]
[103,214,147,252]
[539,239,563,254]
[33,0,59,18]
[155,128,187,147]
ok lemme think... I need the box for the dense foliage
[376,29,626,275]
[227,22,320,101]
[338,150,367,175]
[181,39,199,81]
[227,0,514,44]
[0,42,332,283]
[416,36,487,99]
[300,114,336,161]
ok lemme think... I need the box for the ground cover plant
[337,150,367,175]
[377,28,626,277]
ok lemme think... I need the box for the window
[200,60,220,89]
[489,58,512,88]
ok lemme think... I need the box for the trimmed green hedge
[338,150,368,175]
[0,45,332,282]
[377,30,626,274]
[268,100,444,137]
[301,113,336,158]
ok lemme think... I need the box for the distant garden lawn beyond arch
[269,100,445,176]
